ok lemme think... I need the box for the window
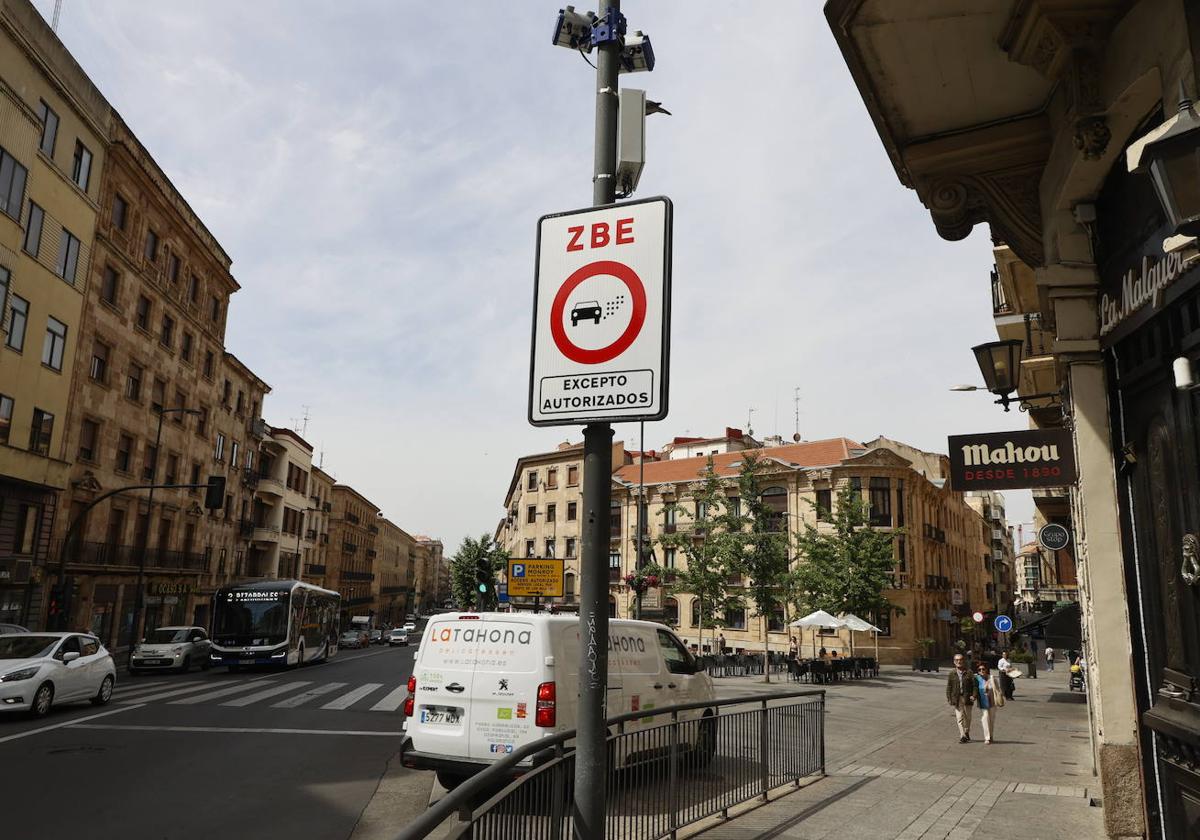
[172,390,186,423]
[78,418,99,461]
[215,433,226,462]
[524,539,535,557]
[0,147,28,221]
[165,452,179,485]
[189,462,200,486]
[897,537,907,572]
[868,478,891,527]
[526,505,536,524]
[160,314,174,348]
[180,331,193,362]
[695,501,708,520]
[71,141,92,192]
[567,465,579,486]
[89,340,109,383]
[0,394,11,444]
[761,487,787,531]
[567,501,577,521]
[38,101,58,157]
[545,538,555,558]
[28,408,53,455]
[196,407,208,436]
[112,194,127,231]
[546,468,558,489]
[235,390,244,414]
[151,378,165,414]
[203,350,214,378]
[187,274,199,303]
[547,503,556,522]
[145,229,159,262]
[728,495,741,517]
[566,537,577,558]
[0,265,7,315]
[664,504,676,533]
[850,476,863,498]
[657,629,692,674]
[527,470,538,491]
[100,266,119,305]
[723,607,746,630]
[230,440,239,468]
[125,363,143,402]
[815,488,832,522]
[564,573,576,602]
[115,433,133,473]
[691,599,701,628]
[210,295,221,323]
[609,551,621,575]
[142,444,157,481]
[23,201,43,256]
[896,480,905,527]
[55,228,80,283]
[168,253,181,285]
[663,598,679,626]
[135,295,151,330]
[5,294,27,351]
[222,379,231,406]
[41,317,67,371]
[663,547,676,568]
[768,609,786,632]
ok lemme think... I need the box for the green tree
[655,457,742,656]
[449,534,508,611]
[728,455,792,682]
[792,484,902,634]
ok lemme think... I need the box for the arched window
[761,486,788,532]
[664,598,679,627]
[690,598,701,628]
[607,595,617,618]
[564,573,576,604]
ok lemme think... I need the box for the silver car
[0,633,116,717]
[129,626,212,674]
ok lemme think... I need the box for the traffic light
[475,557,492,600]
[204,474,226,510]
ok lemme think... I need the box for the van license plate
[420,707,461,725]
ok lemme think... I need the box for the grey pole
[129,407,166,645]
[574,3,620,835]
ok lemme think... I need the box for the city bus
[209,580,341,669]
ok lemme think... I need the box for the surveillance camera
[553,6,595,52]
[620,30,654,73]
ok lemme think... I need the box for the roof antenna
[51,0,63,31]
[746,407,755,438]
[793,387,802,442]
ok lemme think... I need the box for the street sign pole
[575,4,620,835]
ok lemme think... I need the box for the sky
[34,1,1036,552]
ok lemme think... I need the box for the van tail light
[535,681,556,727]
[404,675,416,717]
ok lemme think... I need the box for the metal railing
[63,540,207,572]
[400,689,825,840]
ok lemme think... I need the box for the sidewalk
[699,666,1104,840]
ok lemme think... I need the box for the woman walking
[975,662,1006,744]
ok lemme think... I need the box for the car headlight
[271,650,286,658]
[173,647,184,654]
[1,667,40,682]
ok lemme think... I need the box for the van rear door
[466,618,545,762]
[410,616,486,759]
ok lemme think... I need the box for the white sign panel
[529,196,672,426]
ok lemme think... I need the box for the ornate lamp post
[1127,85,1200,240]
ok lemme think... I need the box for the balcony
[65,540,207,573]
[992,528,1005,542]
[345,512,361,525]
[255,475,285,498]
[990,268,1012,316]
[380,585,408,595]
[368,524,380,535]
[239,519,254,538]
[249,417,270,440]
[304,564,326,576]
[252,526,281,544]
[305,529,317,540]
[366,549,378,559]
[343,542,358,554]
[608,566,622,583]
[342,570,375,582]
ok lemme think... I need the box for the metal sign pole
[574,2,620,836]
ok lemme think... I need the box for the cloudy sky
[35,1,1036,551]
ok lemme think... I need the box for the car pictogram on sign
[571,300,602,326]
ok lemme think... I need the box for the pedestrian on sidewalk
[718,633,726,654]
[946,653,975,743]
[1045,645,1056,671]
[974,662,1005,744]
[997,650,1016,699]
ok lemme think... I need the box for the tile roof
[613,437,863,486]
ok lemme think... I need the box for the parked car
[402,622,417,633]
[400,614,715,790]
[339,630,367,650]
[0,632,116,717]
[369,629,384,645]
[388,628,409,647]
[129,626,212,674]
[0,624,29,635]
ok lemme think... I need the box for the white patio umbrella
[839,613,883,661]
[790,610,847,658]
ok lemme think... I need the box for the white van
[399,613,715,788]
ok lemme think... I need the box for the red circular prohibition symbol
[550,260,647,365]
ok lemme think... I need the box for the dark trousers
[1000,672,1015,698]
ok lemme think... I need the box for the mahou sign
[948,428,1077,491]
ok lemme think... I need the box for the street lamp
[967,339,1060,412]
[1127,84,1200,240]
[130,405,203,648]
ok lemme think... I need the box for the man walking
[1045,645,1055,671]
[997,650,1016,699]
[946,653,975,743]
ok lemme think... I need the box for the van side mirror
[692,657,706,673]
[62,651,81,663]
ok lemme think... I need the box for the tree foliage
[791,484,901,623]
[449,534,508,610]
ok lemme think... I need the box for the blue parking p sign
[994,615,1013,633]
[512,564,526,578]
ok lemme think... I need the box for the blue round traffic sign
[994,615,1013,633]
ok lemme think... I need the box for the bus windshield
[213,591,290,646]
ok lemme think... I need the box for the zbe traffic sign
[529,196,672,426]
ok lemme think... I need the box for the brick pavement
[698,665,1104,839]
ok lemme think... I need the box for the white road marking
[0,704,143,745]
[369,685,409,712]
[272,682,347,709]
[169,681,276,705]
[321,683,384,710]
[116,682,231,704]
[113,681,175,698]
[68,724,402,737]
[221,682,312,708]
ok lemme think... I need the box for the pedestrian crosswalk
[113,678,411,713]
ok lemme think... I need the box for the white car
[129,626,212,673]
[400,614,715,789]
[388,628,410,647]
[0,633,116,717]
[402,622,417,633]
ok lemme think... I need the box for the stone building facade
[376,517,415,624]
[413,535,446,612]
[326,484,379,623]
[302,465,334,588]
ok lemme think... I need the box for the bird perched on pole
[645,99,672,116]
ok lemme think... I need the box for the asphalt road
[0,640,425,840]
